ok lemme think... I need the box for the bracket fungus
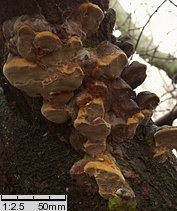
[154,127,177,149]
[135,91,160,125]
[41,103,70,124]
[153,127,177,160]
[84,154,135,199]
[2,0,176,206]
[74,98,111,140]
[121,61,147,89]
[74,2,104,36]
[93,41,128,79]
[115,35,134,58]
[61,2,104,40]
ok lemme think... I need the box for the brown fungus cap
[115,35,134,58]
[70,158,98,192]
[33,31,61,52]
[3,55,45,97]
[83,139,107,157]
[13,14,55,34]
[17,25,36,61]
[74,98,111,140]
[135,91,160,109]
[84,154,135,199]
[62,36,83,57]
[135,91,159,125]
[93,41,128,79]
[2,14,55,55]
[111,99,140,120]
[111,112,144,141]
[111,123,131,142]
[110,78,134,102]
[42,62,84,93]
[121,61,147,89]
[74,2,104,36]
[33,32,82,65]
[41,102,70,124]
[3,54,84,97]
[154,127,177,149]
[70,129,87,155]
[78,98,105,120]
[99,8,116,41]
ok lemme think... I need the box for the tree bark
[0,1,177,211]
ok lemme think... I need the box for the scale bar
[1,195,67,201]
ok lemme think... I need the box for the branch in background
[155,105,177,126]
[134,0,168,52]
[169,0,177,7]
[110,0,177,77]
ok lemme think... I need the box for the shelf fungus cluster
[2,1,176,203]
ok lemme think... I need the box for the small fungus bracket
[153,126,177,162]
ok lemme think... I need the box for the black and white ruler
[0,195,67,211]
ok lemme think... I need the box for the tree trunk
[0,1,177,211]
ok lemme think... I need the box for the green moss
[108,196,121,210]
[145,135,154,145]
[83,39,96,48]
[108,196,137,211]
